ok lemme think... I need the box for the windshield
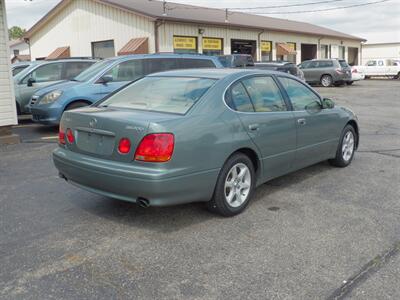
[73,59,113,82]
[100,76,217,114]
[339,60,349,68]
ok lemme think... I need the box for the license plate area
[76,130,115,156]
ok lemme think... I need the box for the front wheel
[320,75,333,87]
[207,153,255,217]
[329,125,357,167]
[346,81,354,85]
[65,101,90,111]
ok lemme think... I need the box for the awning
[276,43,296,56]
[118,37,149,55]
[11,55,31,64]
[46,46,70,60]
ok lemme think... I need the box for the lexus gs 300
[54,69,359,216]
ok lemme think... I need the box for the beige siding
[158,22,361,64]
[30,0,155,59]
[0,0,18,127]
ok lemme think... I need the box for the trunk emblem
[89,118,97,128]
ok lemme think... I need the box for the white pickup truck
[355,59,400,79]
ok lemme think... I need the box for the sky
[4,0,400,43]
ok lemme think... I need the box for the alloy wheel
[224,163,251,208]
[342,131,355,161]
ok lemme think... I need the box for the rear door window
[318,61,333,68]
[178,59,216,69]
[225,82,254,112]
[242,76,287,112]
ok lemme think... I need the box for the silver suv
[299,59,352,87]
[13,58,96,114]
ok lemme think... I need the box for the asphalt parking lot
[1,80,400,299]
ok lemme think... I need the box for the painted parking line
[41,136,58,140]
[13,123,43,128]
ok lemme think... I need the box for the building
[9,38,30,63]
[0,0,19,144]
[361,42,400,65]
[23,0,365,65]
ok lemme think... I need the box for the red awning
[46,46,70,60]
[276,43,296,55]
[118,37,149,55]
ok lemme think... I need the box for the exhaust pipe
[137,197,150,208]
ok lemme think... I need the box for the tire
[65,101,90,111]
[346,81,354,85]
[320,74,333,87]
[329,125,357,168]
[394,72,400,80]
[207,153,255,217]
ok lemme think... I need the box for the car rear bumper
[53,147,219,206]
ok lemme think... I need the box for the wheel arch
[230,147,262,179]
[64,99,92,111]
[346,119,359,149]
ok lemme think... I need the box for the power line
[228,0,346,10]
[237,0,391,14]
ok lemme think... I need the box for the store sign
[261,41,271,52]
[173,36,197,50]
[287,42,296,51]
[202,38,222,50]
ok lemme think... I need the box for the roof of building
[8,38,26,47]
[24,0,365,42]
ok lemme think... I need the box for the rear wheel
[320,75,333,87]
[394,72,400,80]
[207,153,255,217]
[65,101,90,111]
[329,125,357,167]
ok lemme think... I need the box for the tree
[8,26,26,40]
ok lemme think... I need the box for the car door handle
[248,124,259,131]
[297,118,306,125]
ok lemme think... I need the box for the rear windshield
[338,60,349,67]
[100,76,217,114]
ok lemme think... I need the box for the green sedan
[54,69,359,216]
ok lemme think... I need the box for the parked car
[14,58,96,114]
[348,66,365,84]
[218,54,255,67]
[54,68,359,217]
[355,59,400,79]
[253,61,305,81]
[29,54,223,125]
[298,59,352,87]
[11,61,32,76]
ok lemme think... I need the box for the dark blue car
[29,54,223,125]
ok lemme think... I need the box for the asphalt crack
[326,241,400,300]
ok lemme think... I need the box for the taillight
[118,138,131,154]
[59,126,65,145]
[66,128,74,144]
[335,68,344,74]
[134,133,174,162]
[352,68,358,73]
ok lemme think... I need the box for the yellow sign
[261,41,271,52]
[287,42,296,51]
[173,36,197,50]
[202,38,222,50]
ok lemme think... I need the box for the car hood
[33,80,83,97]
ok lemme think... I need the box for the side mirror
[322,98,335,109]
[27,77,36,87]
[97,75,113,84]
[305,100,322,112]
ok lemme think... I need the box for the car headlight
[39,90,63,105]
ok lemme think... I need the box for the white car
[349,67,365,84]
[355,59,400,79]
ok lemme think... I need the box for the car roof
[105,53,220,62]
[147,68,280,79]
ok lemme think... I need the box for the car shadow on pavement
[68,161,333,233]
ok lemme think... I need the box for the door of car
[17,62,64,112]
[227,75,297,181]
[277,76,340,169]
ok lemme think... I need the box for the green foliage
[8,26,26,40]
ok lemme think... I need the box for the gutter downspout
[24,38,31,61]
[257,30,264,62]
[154,20,163,53]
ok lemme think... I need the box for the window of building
[278,77,321,111]
[338,45,345,59]
[202,37,223,56]
[261,41,272,62]
[92,40,115,59]
[173,36,198,54]
[13,49,20,56]
[287,42,297,63]
[242,76,287,112]
[320,45,329,59]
